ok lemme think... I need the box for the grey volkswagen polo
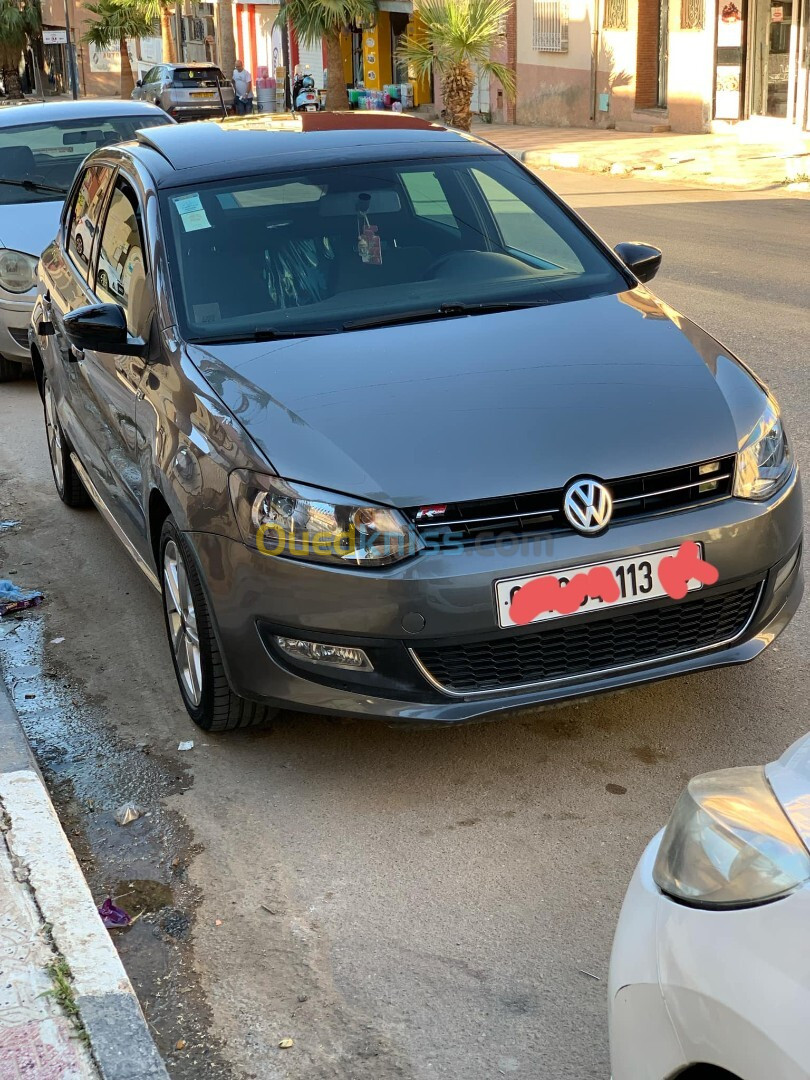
[30,114,802,731]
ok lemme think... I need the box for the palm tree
[84,0,154,97]
[0,0,40,98]
[396,0,515,131]
[276,0,376,112]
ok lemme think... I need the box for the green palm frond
[83,0,153,47]
[397,0,514,92]
[275,0,377,46]
[0,0,41,52]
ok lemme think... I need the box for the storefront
[713,0,809,125]
[336,2,433,108]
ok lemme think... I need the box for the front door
[658,0,670,106]
[749,0,801,117]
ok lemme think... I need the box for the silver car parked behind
[131,62,234,121]
[29,114,803,733]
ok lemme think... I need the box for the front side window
[95,181,148,334]
[67,165,113,277]
[160,154,628,343]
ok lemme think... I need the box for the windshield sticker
[173,193,211,232]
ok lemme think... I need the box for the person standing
[232,59,253,115]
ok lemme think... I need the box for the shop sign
[43,29,67,44]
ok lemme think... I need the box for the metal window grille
[603,0,628,29]
[532,0,569,51]
[680,0,704,28]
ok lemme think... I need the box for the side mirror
[136,79,143,87]
[614,242,662,284]
[63,303,147,357]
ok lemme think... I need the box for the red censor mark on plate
[509,541,719,627]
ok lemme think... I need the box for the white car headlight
[228,470,423,567]
[0,248,38,294]
[734,401,791,500]
[653,766,810,909]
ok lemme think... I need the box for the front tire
[160,518,276,732]
[43,378,91,507]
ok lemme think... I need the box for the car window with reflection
[67,165,113,279]
[160,154,627,343]
[95,182,148,335]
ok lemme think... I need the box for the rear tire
[159,517,276,732]
[0,354,23,382]
[43,377,92,508]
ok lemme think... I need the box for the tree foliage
[276,0,377,110]
[84,0,154,96]
[396,0,515,130]
[0,0,40,98]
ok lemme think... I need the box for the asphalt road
[0,175,808,1080]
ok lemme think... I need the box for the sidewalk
[477,121,810,192]
[0,684,168,1080]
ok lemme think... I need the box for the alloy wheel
[44,382,64,493]
[163,539,202,707]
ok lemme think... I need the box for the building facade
[514,0,810,131]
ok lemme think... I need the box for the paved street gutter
[0,681,169,1080]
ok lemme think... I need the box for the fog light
[774,547,801,594]
[274,636,373,672]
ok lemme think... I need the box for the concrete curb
[0,684,169,1080]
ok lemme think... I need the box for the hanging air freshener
[357,214,382,265]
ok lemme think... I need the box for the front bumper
[186,467,803,724]
[0,292,35,364]
[609,833,810,1080]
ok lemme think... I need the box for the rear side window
[400,170,459,233]
[67,164,113,279]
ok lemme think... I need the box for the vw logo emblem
[563,478,613,535]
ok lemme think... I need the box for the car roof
[129,113,502,187]
[0,98,167,127]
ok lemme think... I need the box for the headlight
[653,766,810,909]
[0,248,38,294]
[734,401,791,499]
[228,470,423,567]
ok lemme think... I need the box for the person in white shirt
[232,60,253,115]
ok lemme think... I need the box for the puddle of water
[0,614,234,1079]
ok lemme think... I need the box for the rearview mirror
[63,303,147,357]
[614,242,663,284]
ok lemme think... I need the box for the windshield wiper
[0,178,68,195]
[343,300,549,333]
[189,326,341,344]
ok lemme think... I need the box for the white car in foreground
[610,733,810,1080]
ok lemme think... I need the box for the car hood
[0,199,63,259]
[767,734,810,853]
[187,288,769,507]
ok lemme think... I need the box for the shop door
[658,0,670,106]
[749,0,801,116]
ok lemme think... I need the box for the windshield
[172,68,226,87]
[0,115,168,205]
[160,154,628,342]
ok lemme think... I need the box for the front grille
[7,326,28,348]
[413,584,761,695]
[407,457,736,547]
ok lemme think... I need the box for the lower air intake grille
[413,584,761,695]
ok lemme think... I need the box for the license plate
[192,91,215,98]
[495,546,703,629]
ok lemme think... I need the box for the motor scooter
[293,73,321,112]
